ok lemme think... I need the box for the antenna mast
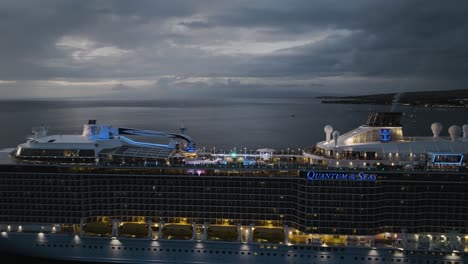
[179,120,187,134]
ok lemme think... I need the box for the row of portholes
[110,246,336,258]
[34,244,459,264]
[391,251,458,257]
[354,257,459,264]
[355,257,404,262]
[30,243,463,264]
[34,243,343,259]
[292,245,345,252]
[35,243,104,249]
[109,246,341,259]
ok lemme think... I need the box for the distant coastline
[317,88,468,107]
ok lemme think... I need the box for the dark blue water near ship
[0,97,466,264]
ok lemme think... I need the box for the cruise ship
[0,112,467,264]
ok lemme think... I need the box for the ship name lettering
[306,171,377,182]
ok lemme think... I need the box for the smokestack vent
[332,131,340,147]
[463,124,468,141]
[365,112,402,127]
[324,125,333,142]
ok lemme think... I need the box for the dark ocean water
[0,98,466,264]
[0,98,466,151]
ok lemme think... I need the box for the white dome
[448,125,461,137]
[324,125,333,133]
[431,122,443,138]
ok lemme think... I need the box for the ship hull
[0,233,465,264]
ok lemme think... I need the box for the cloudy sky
[0,0,467,99]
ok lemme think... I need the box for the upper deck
[304,112,468,169]
[1,112,467,171]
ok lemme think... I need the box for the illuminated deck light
[110,238,121,246]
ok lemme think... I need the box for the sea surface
[0,97,466,151]
[0,97,466,263]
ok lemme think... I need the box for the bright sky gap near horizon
[0,0,467,100]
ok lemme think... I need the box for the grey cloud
[111,83,132,91]
[0,0,467,97]
[147,77,326,99]
[178,21,212,29]
[228,1,468,82]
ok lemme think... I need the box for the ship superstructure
[304,112,468,169]
[0,113,466,264]
[14,119,196,165]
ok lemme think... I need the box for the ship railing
[11,158,466,173]
[303,149,398,161]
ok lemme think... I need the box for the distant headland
[317,89,468,108]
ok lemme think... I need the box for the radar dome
[431,122,443,138]
[448,125,461,141]
[324,125,333,142]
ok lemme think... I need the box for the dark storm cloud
[0,1,92,79]
[194,0,468,80]
[0,0,467,97]
[0,0,210,80]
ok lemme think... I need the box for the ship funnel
[431,122,443,138]
[332,130,340,147]
[324,125,333,142]
[463,124,468,141]
[82,120,98,138]
[366,112,402,127]
[448,125,461,142]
